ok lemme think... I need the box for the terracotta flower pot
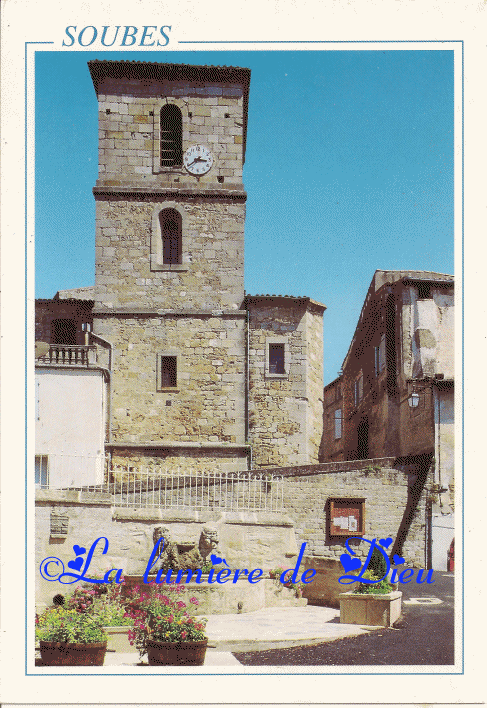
[146,639,208,666]
[39,641,107,666]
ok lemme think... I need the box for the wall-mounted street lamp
[408,392,420,408]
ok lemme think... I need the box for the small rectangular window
[374,335,386,377]
[269,343,285,374]
[160,356,177,388]
[35,455,49,488]
[354,374,363,407]
[334,409,342,439]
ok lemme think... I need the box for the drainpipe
[89,332,113,471]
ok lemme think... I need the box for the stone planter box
[104,626,135,653]
[339,590,402,627]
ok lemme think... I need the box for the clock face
[183,144,214,175]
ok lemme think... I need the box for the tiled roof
[88,60,251,94]
[245,294,327,311]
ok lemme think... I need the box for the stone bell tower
[88,60,251,473]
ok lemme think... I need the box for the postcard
[1,0,484,705]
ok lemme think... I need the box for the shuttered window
[160,104,182,167]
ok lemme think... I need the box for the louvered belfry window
[160,104,182,167]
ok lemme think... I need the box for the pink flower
[189,597,198,605]
[176,601,186,609]
[167,615,174,623]
[181,631,187,639]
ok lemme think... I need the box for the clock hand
[188,156,207,167]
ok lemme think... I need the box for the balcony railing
[37,344,97,367]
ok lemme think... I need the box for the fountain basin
[122,575,307,615]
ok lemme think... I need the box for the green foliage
[91,598,133,627]
[64,583,132,627]
[353,570,393,595]
[367,547,389,579]
[35,607,107,644]
[200,560,216,574]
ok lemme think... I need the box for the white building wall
[35,368,106,487]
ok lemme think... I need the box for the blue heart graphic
[339,553,362,573]
[210,554,223,565]
[73,545,86,556]
[379,537,393,549]
[68,557,84,572]
[393,554,405,565]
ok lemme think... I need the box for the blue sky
[35,49,454,383]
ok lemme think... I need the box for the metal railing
[108,467,284,512]
[35,461,284,513]
[36,344,97,367]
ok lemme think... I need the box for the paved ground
[233,571,455,666]
[38,571,455,667]
[103,605,377,666]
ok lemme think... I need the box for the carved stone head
[153,525,172,546]
[199,525,219,559]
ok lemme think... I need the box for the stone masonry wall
[305,307,325,463]
[247,301,324,468]
[35,490,298,610]
[95,81,245,189]
[262,458,429,568]
[94,198,245,310]
[94,313,246,446]
[110,448,248,475]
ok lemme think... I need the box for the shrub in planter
[340,570,401,627]
[367,547,389,580]
[127,589,208,665]
[353,570,394,594]
[36,607,107,666]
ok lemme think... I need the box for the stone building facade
[319,270,454,569]
[35,60,326,477]
[319,376,344,462]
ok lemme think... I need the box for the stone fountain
[122,523,306,615]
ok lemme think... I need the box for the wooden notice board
[328,498,365,536]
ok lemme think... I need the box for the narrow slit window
[334,409,342,439]
[269,343,285,374]
[160,104,182,167]
[160,356,177,388]
[160,209,182,265]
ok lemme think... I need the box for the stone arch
[150,202,189,271]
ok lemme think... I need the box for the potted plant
[67,583,134,653]
[36,606,107,666]
[338,570,402,627]
[127,589,208,666]
[269,567,305,598]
